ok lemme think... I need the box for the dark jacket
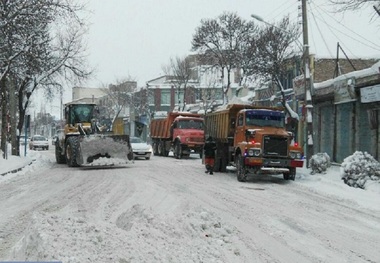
[204,138,216,158]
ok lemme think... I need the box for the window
[175,91,184,104]
[161,91,170,105]
[237,114,243,126]
[245,110,285,128]
[177,120,204,130]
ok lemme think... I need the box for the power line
[308,1,380,57]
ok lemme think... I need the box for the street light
[251,11,314,166]
[251,14,304,51]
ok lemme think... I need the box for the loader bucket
[78,134,133,166]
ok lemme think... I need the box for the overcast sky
[40,0,380,118]
[81,0,380,88]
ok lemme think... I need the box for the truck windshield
[177,119,204,130]
[245,110,285,128]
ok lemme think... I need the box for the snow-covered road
[0,150,379,262]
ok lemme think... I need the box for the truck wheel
[157,142,162,156]
[174,142,182,159]
[284,168,296,181]
[66,137,80,167]
[153,142,159,155]
[55,142,66,164]
[236,154,247,182]
[158,141,165,156]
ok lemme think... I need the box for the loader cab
[65,104,96,125]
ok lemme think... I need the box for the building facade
[313,61,380,162]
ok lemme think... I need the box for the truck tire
[66,136,80,167]
[174,141,182,159]
[283,167,296,181]
[152,142,158,155]
[214,157,221,172]
[55,142,66,164]
[236,154,247,182]
[158,141,166,156]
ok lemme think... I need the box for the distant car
[130,137,152,160]
[29,135,49,150]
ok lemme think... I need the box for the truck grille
[263,136,288,158]
[190,137,204,143]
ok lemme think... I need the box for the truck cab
[204,104,303,182]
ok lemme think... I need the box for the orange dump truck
[150,112,204,159]
[205,104,304,181]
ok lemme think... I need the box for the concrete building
[312,60,380,162]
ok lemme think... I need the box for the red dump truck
[205,104,304,181]
[150,112,204,159]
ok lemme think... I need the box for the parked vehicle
[29,135,49,150]
[150,112,204,159]
[54,102,133,167]
[205,104,304,182]
[130,137,152,160]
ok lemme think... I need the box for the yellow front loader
[55,102,133,167]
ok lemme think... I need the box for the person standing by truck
[204,136,216,174]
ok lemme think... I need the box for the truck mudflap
[78,135,133,166]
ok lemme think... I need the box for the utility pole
[302,0,314,166]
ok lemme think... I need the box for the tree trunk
[9,79,18,156]
[1,78,8,158]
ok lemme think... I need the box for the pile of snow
[11,206,242,262]
[341,151,380,189]
[80,136,132,164]
[309,152,331,174]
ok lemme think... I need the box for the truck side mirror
[245,129,256,140]
[230,118,235,128]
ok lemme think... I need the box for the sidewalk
[0,152,34,176]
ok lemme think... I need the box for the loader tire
[66,136,80,167]
[55,142,66,164]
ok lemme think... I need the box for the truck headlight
[248,148,260,157]
[290,151,302,159]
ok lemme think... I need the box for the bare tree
[243,16,301,83]
[162,56,193,111]
[100,78,137,131]
[192,12,258,104]
[0,0,91,156]
[329,0,380,10]
[329,0,380,18]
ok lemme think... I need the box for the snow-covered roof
[314,60,380,90]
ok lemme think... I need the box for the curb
[0,160,35,177]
